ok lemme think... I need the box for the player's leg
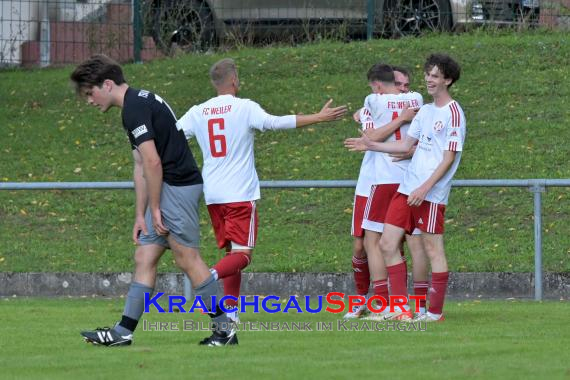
[406,233,429,316]
[412,201,447,322]
[164,183,237,345]
[345,195,371,319]
[362,230,389,316]
[414,233,447,322]
[210,201,256,321]
[378,192,414,321]
[81,223,167,346]
[352,237,369,296]
[217,242,251,323]
[167,236,236,345]
[378,224,410,320]
[360,186,391,319]
[214,242,241,323]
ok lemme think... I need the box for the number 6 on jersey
[208,118,227,157]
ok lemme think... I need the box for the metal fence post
[530,180,545,301]
[184,275,193,301]
[367,0,376,40]
[40,0,50,67]
[133,0,143,63]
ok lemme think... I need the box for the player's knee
[353,238,366,257]
[133,249,159,271]
[378,237,399,258]
[173,247,201,269]
[233,250,253,266]
[363,233,379,251]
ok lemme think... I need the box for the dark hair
[70,54,126,94]
[367,63,394,83]
[391,65,411,79]
[424,54,461,87]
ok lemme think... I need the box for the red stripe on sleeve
[450,102,460,127]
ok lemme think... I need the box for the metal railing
[2,178,569,300]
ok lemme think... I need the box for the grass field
[0,31,569,273]
[0,298,568,379]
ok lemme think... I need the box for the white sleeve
[176,106,197,139]
[407,108,422,140]
[248,100,296,131]
[360,106,374,131]
[365,93,386,121]
[445,103,466,152]
[262,114,297,130]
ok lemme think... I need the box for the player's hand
[132,215,148,244]
[353,108,363,123]
[151,208,169,236]
[318,99,348,122]
[400,107,420,123]
[344,129,371,152]
[407,186,429,207]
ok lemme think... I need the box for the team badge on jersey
[433,121,444,132]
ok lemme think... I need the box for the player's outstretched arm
[296,99,347,128]
[365,107,419,142]
[344,130,416,154]
[390,146,416,162]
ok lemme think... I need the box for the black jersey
[121,87,202,186]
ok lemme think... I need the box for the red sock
[387,262,409,310]
[213,251,251,279]
[413,281,429,309]
[223,272,241,308]
[372,279,389,305]
[352,256,370,296]
[428,272,449,315]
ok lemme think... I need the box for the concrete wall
[1,272,568,299]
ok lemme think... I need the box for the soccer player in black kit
[71,54,236,347]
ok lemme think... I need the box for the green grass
[1,31,569,273]
[0,298,568,379]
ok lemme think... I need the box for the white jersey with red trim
[355,107,377,197]
[177,94,296,204]
[364,91,423,184]
[399,100,466,205]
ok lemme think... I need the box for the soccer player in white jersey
[177,58,347,318]
[345,65,423,319]
[355,64,426,321]
[345,54,466,322]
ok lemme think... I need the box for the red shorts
[362,184,400,233]
[351,195,368,237]
[385,192,446,234]
[207,201,258,249]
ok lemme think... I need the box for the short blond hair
[210,58,237,87]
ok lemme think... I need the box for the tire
[383,0,452,37]
[150,0,215,54]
